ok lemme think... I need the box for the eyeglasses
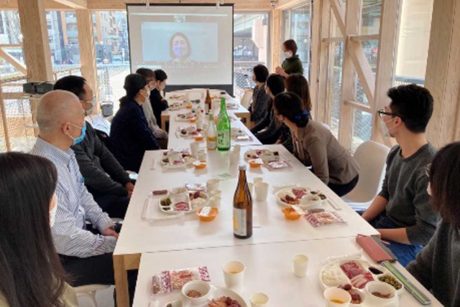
[377,108,402,119]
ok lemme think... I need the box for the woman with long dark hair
[110,73,160,172]
[274,92,359,196]
[277,74,313,153]
[250,74,285,144]
[407,142,460,307]
[0,152,77,307]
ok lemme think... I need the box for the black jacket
[110,99,159,172]
[72,123,130,197]
[249,85,270,123]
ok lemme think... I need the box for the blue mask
[70,122,86,145]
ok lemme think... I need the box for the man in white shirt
[30,90,121,287]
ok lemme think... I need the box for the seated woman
[275,39,304,77]
[110,73,159,172]
[151,69,170,126]
[136,67,168,149]
[251,74,285,144]
[0,152,77,307]
[248,64,270,124]
[407,142,460,306]
[274,92,359,196]
[277,74,313,153]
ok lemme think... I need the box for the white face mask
[284,51,293,58]
[427,182,432,196]
[49,203,57,227]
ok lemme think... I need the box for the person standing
[275,39,304,77]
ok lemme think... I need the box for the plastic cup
[223,261,245,289]
[190,141,200,158]
[206,179,220,192]
[292,254,308,278]
[254,182,269,201]
[323,287,351,307]
[250,293,269,307]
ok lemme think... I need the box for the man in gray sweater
[54,76,134,218]
[362,84,439,266]
[407,142,460,307]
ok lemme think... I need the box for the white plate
[243,149,279,163]
[176,113,197,122]
[176,126,202,138]
[319,258,404,295]
[158,193,193,215]
[153,286,248,307]
[207,287,247,307]
[275,186,327,209]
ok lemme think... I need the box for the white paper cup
[190,141,200,158]
[254,182,269,201]
[323,287,351,307]
[247,183,253,196]
[250,293,269,307]
[206,179,220,192]
[292,254,308,278]
[223,261,245,289]
[253,177,263,185]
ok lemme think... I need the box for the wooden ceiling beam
[88,0,272,11]
[51,0,87,9]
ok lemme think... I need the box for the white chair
[343,141,390,210]
[240,88,253,109]
[74,284,111,307]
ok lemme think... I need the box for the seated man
[30,90,136,294]
[362,84,439,266]
[54,76,133,218]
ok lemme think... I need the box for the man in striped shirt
[30,90,119,287]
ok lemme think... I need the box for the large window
[92,11,130,106]
[233,13,269,97]
[394,0,433,86]
[282,3,312,78]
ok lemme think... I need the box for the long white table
[133,238,442,306]
[162,89,251,130]
[168,114,261,149]
[114,145,378,306]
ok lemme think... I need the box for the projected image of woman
[169,32,192,63]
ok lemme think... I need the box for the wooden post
[337,0,362,150]
[77,9,99,110]
[372,0,402,145]
[309,0,322,119]
[17,0,53,82]
[315,0,332,124]
[0,85,11,151]
[270,9,282,72]
[424,0,460,148]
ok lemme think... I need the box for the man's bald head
[37,90,84,132]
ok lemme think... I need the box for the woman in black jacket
[110,74,159,172]
[249,64,270,123]
[251,74,285,144]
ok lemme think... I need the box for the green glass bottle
[217,97,231,151]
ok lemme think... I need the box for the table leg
[113,254,130,307]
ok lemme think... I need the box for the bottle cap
[239,165,247,171]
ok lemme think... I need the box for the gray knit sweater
[378,144,439,245]
[407,221,460,307]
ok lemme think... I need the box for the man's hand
[101,227,119,239]
[125,182,135,197]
